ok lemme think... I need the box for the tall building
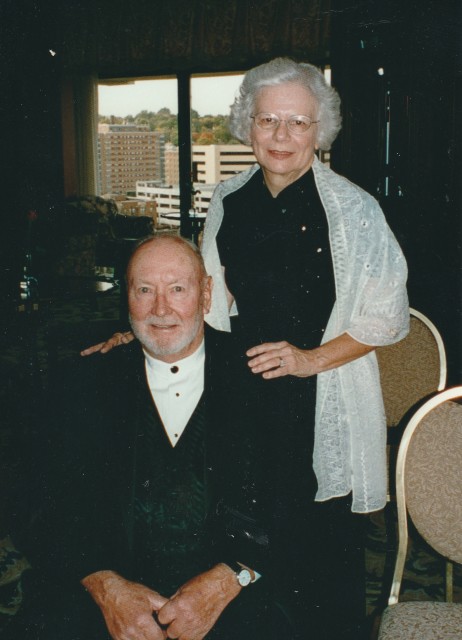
[164,143,256,187]
[164,143,179,187]
[192,144,256,184]
[136,182,215,217]
[157,143,256,189]
[97,123,164,195]
[136,143,256,217]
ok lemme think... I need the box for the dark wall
[1,1,63,213]
[0,1,64,296]
[0,0,330,277]
[330,0,461,384]
[1,0,460,381]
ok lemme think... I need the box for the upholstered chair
[377,387,462,639]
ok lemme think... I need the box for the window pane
[190,73,256,215]
[97,78,178,206]
[96,73,259,227]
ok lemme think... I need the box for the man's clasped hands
[82,564,242,640]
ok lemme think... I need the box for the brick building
[98,123,164,195]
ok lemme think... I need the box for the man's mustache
[143,316,181,327]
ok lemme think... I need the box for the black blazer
[23,326,269,584]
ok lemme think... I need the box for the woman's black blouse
[216,167,337,506]
[217,167,335,350]
[215,168,364,636]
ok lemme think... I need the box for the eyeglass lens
[252,113,315,133]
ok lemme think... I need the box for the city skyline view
[98,74,245,118]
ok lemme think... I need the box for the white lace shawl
[201,156,409,513]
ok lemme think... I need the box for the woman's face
[250,83,319,188]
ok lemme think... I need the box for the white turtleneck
[143,340,205,447]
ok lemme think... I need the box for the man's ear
[203,276,213,315]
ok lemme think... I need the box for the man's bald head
[127,234,212,363]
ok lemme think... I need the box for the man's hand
[80,331,135,356]
[82,570,168,640]
[157,564,241,640]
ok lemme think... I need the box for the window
[96,71,255,228]
[97,77,177,197]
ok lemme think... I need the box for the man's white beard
[130,313,202,359]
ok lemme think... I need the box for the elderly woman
[199,57,409,639]
[82,57,408,639]
[203,58,409,511]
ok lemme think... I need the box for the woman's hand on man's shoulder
[80,331,135,356]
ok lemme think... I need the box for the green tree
[98,109,240,145]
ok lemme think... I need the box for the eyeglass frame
[250,112,320,134]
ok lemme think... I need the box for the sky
[98,74,244,118]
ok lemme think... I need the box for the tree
[98,109,240,145]
[195,131,214,145]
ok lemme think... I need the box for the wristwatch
[227,561,256,587]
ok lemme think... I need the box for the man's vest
[132,382,209,594]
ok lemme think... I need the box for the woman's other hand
[247,341,318,379]
[247,334,375,379]
[80,331,135,356]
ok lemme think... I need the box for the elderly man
[7,235,268,640]
[80,235,247,639]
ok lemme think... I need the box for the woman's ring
[279,357,286,368]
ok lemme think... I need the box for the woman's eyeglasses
[250,112,319,134]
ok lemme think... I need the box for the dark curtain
[56,0,331,75]
[330,0,461,384]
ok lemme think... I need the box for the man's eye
[140,287,150,293]
[172,286,184,292]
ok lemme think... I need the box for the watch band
[226,561,260,585]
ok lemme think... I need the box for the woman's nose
[273,120,291,140]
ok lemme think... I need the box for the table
[38,275,118,309]
[104,237,140,320]
[159,213,181,227]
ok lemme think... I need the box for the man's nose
[151,293,170,316]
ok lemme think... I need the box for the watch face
[237,569,252,587]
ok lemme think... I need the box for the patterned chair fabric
[54,196,155,276]
[377,388,462,639]
[379,601,462,640]
[55,195,118,277]
[376,309,446,429]
[376,308,447,590]
[406,400,462,564]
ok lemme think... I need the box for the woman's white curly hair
[229,57,342,151]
